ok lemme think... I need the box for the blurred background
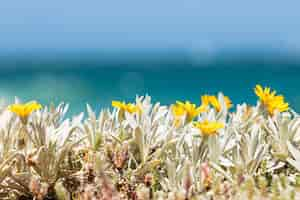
[0,1,300,115]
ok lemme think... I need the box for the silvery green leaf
[287,158,300,172]
[209,162,233,182]
[208,135,221,163]
[61,103,69,118]
[125,112,138,129]
[134,126,145,162]
[72,112,84,125]
[219,156,234,167]
[55,181,69,200]
[287,141,300,161]
[14,96,21,104]
[153,107,168,124]
[266,161,285,172]
[290,118,300,140]
[86,103,96,122]
[166,158,176,187]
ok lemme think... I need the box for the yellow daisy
[201,95,232,112]
[8,101,42,123]
[193,120,224,136]
[172,101,206,123]
[112,101,140,114]
[254,84,288,115]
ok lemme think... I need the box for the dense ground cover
[0,85,300,200]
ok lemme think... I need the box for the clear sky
[1,1,300,51]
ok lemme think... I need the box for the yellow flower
[172,103,186,117]
[224,96,233,110]
[254,85,276,105]
[8,101,42,123]
[201,95,211,107]
[172,101,206,122]
[208,96,221,112]
[201,95,232,112]
[112,101,140,114]
[254,84,289,115]
[193,120,224,136]
[266,95,289,115]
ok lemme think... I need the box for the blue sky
[1,1,300,51]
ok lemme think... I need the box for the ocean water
[0,51,300,115]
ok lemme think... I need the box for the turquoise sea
[0,50,300,115]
